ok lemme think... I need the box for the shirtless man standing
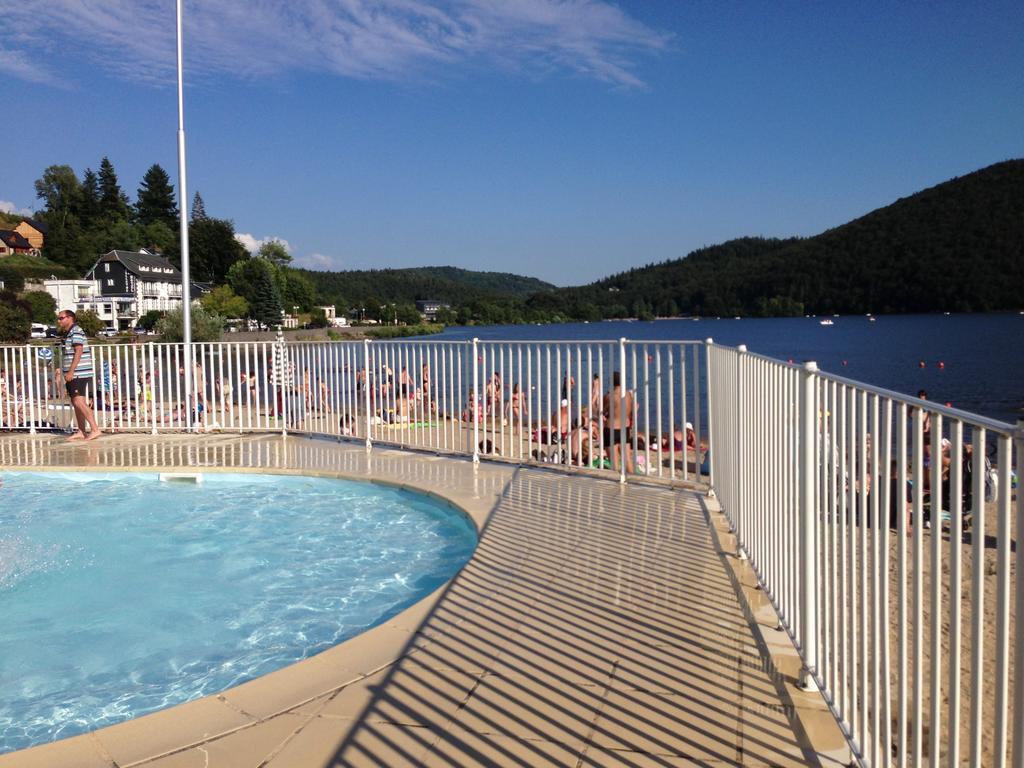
[602,370,633,474]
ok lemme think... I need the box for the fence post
[799,360,819,690]
[362,339,373,452]
[472,338,480,466]
[148,342,158,435]
[24,345,37,435]
[1013,419,1024,767]
[735,345,747,557]
[704,338,714,496]
[619,337,628,484]
[276,330,287,438]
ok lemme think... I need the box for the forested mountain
[542,159,1024,318]
[5,158,1021,327]
[299,266,554,307]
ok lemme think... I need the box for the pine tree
[135,164,178,230]
[97,157,131,222]
[33,164,84,267]
[190,191,208,223]
[252,264,284,328]
[81,168,101,223]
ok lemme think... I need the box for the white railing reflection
[708,342,1023,768]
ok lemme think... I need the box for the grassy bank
[363,323,444,339]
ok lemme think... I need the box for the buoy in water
[787,358,794,364]
[842,360,848,366]
[945,401,953,408]
[919,360,926,368]
[938,361,945,370]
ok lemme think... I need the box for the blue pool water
[0,471,477,754]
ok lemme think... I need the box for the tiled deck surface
[0,434,850,767]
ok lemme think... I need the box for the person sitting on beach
[462,389,482,423]
[590,374,602,416]
[0,376,24,428]
[339,413,355,436]
[554,398,571,441]
[568,410,603,467]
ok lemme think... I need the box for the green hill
[0,211,23,229]
[299,265,555,306]
[542,159,1024,318]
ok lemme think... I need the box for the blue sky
[1,1,1021,286]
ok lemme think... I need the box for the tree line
[1,158,326,340]
[3,156,1020,343]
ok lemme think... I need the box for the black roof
[96,250,183,282]
[0,230,32,249]
[20,217,48,235]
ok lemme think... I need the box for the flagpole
[175,0,193,431]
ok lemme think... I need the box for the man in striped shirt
[57,309,102,441]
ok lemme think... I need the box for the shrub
[75,309,105,338]
[0,301,30,343]
[21,290,57,324]
[156,304,225,342]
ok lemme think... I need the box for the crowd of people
[461,368,706,475]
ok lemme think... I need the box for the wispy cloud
[295,252,341,271]
[1,0,668,88]
[0,200,34,217]
[0,46,61,86]
[234,233,293,254]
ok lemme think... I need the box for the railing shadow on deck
[278,469,825,767]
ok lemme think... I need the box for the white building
[80,250,206,330]
[316,305,348,327]
[42,279,99,313]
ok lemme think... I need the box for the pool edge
[0,438,514,767]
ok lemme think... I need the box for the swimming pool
[0,471,477,754]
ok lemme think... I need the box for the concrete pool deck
[0,433,851,767]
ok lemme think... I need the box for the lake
[420,314,1023,425]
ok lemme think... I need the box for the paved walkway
[0,434,849,767]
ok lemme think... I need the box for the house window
[107,279,115,286]
[104,263,110,272]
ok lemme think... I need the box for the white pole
[472,338,479,465]
[175,0,193,432]
[799,360,819,690]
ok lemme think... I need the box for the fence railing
[5,335,1022,767]
[708,341,1023,768]
[0,336,711,487]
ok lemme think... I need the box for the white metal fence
[0,336,710,486]
[708,342,1023,768]
[5,335,1022,766]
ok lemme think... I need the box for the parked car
[98,327,119,337]
[30,323,47,339]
